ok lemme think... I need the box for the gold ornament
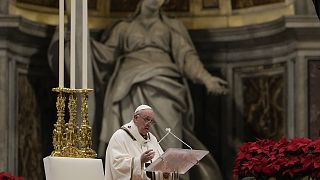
[50,88,97,158]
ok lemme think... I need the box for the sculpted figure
[48,0,227,179]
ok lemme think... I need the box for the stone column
[0,51,8,172]
[294,54,308,137]
[0,0,9,14]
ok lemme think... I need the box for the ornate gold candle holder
[79,89,97,158]
[51,87,67,157]
[61,88,81,158]
[51,87,97,158]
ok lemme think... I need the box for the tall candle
[70,0,76,89]
[82,0,88,89]
[59,0,64,88]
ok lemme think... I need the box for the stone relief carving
[243,74,285,139]
[234,63,286,141]
[18,73,43,180]
[308,60,320,139]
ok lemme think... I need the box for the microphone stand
[158,128,192,149]
[157,128,192,180]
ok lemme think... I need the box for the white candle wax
[59,0,64,88]
[70,0,76,89]
[82,0,88,89]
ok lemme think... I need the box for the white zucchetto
[134,104,152,114]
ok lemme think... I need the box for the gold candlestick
[50,87,97,158]
[79,89,97,158]
[62,88,81,157]
[51,88,67,157]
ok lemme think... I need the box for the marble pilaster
[0,0,9,14]
[0,53,8,172]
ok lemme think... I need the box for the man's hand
[141,149,155,165]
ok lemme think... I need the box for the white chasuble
[104,120,167,180]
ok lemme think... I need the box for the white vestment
[105,120,167,180]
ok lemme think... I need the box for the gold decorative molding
[9,0,294,29]
[225,2,294,28]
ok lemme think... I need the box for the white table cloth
[43,156,104,180]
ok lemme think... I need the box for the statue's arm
[183,52,228,95]
[170,20,228,95]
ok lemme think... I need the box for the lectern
[146,148,209,180]
[147,128,210,179]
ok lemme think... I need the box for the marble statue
[48,0,228,179]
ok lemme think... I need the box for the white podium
[43,157,104,180]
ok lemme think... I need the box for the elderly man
[104,105,170,180]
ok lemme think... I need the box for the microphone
[158,128,192,149]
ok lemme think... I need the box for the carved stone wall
[234,63,286,141]
[308,60,320,140]
[203,0,219,8]
[0,15,56,179]
[16,0,58,8]
[17,69,43,180]
[110,0,189,12]
[232,0,284,9]
[189,16,320,179]
[110,0,139,12]
[9,0,294,29]
[15,64,56,180]
[0,0,9,14]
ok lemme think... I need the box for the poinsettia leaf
[314,162,320,169]
[233,137,320,178]
[0,172,12,178]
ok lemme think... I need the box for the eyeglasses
[138,115,156,125]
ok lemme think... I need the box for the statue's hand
[204,76,228,95]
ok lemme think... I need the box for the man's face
[133,109,155,136]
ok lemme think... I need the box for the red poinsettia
[0,172,24,180]
[233,137,320,179]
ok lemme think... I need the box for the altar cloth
[43,156,104,180]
